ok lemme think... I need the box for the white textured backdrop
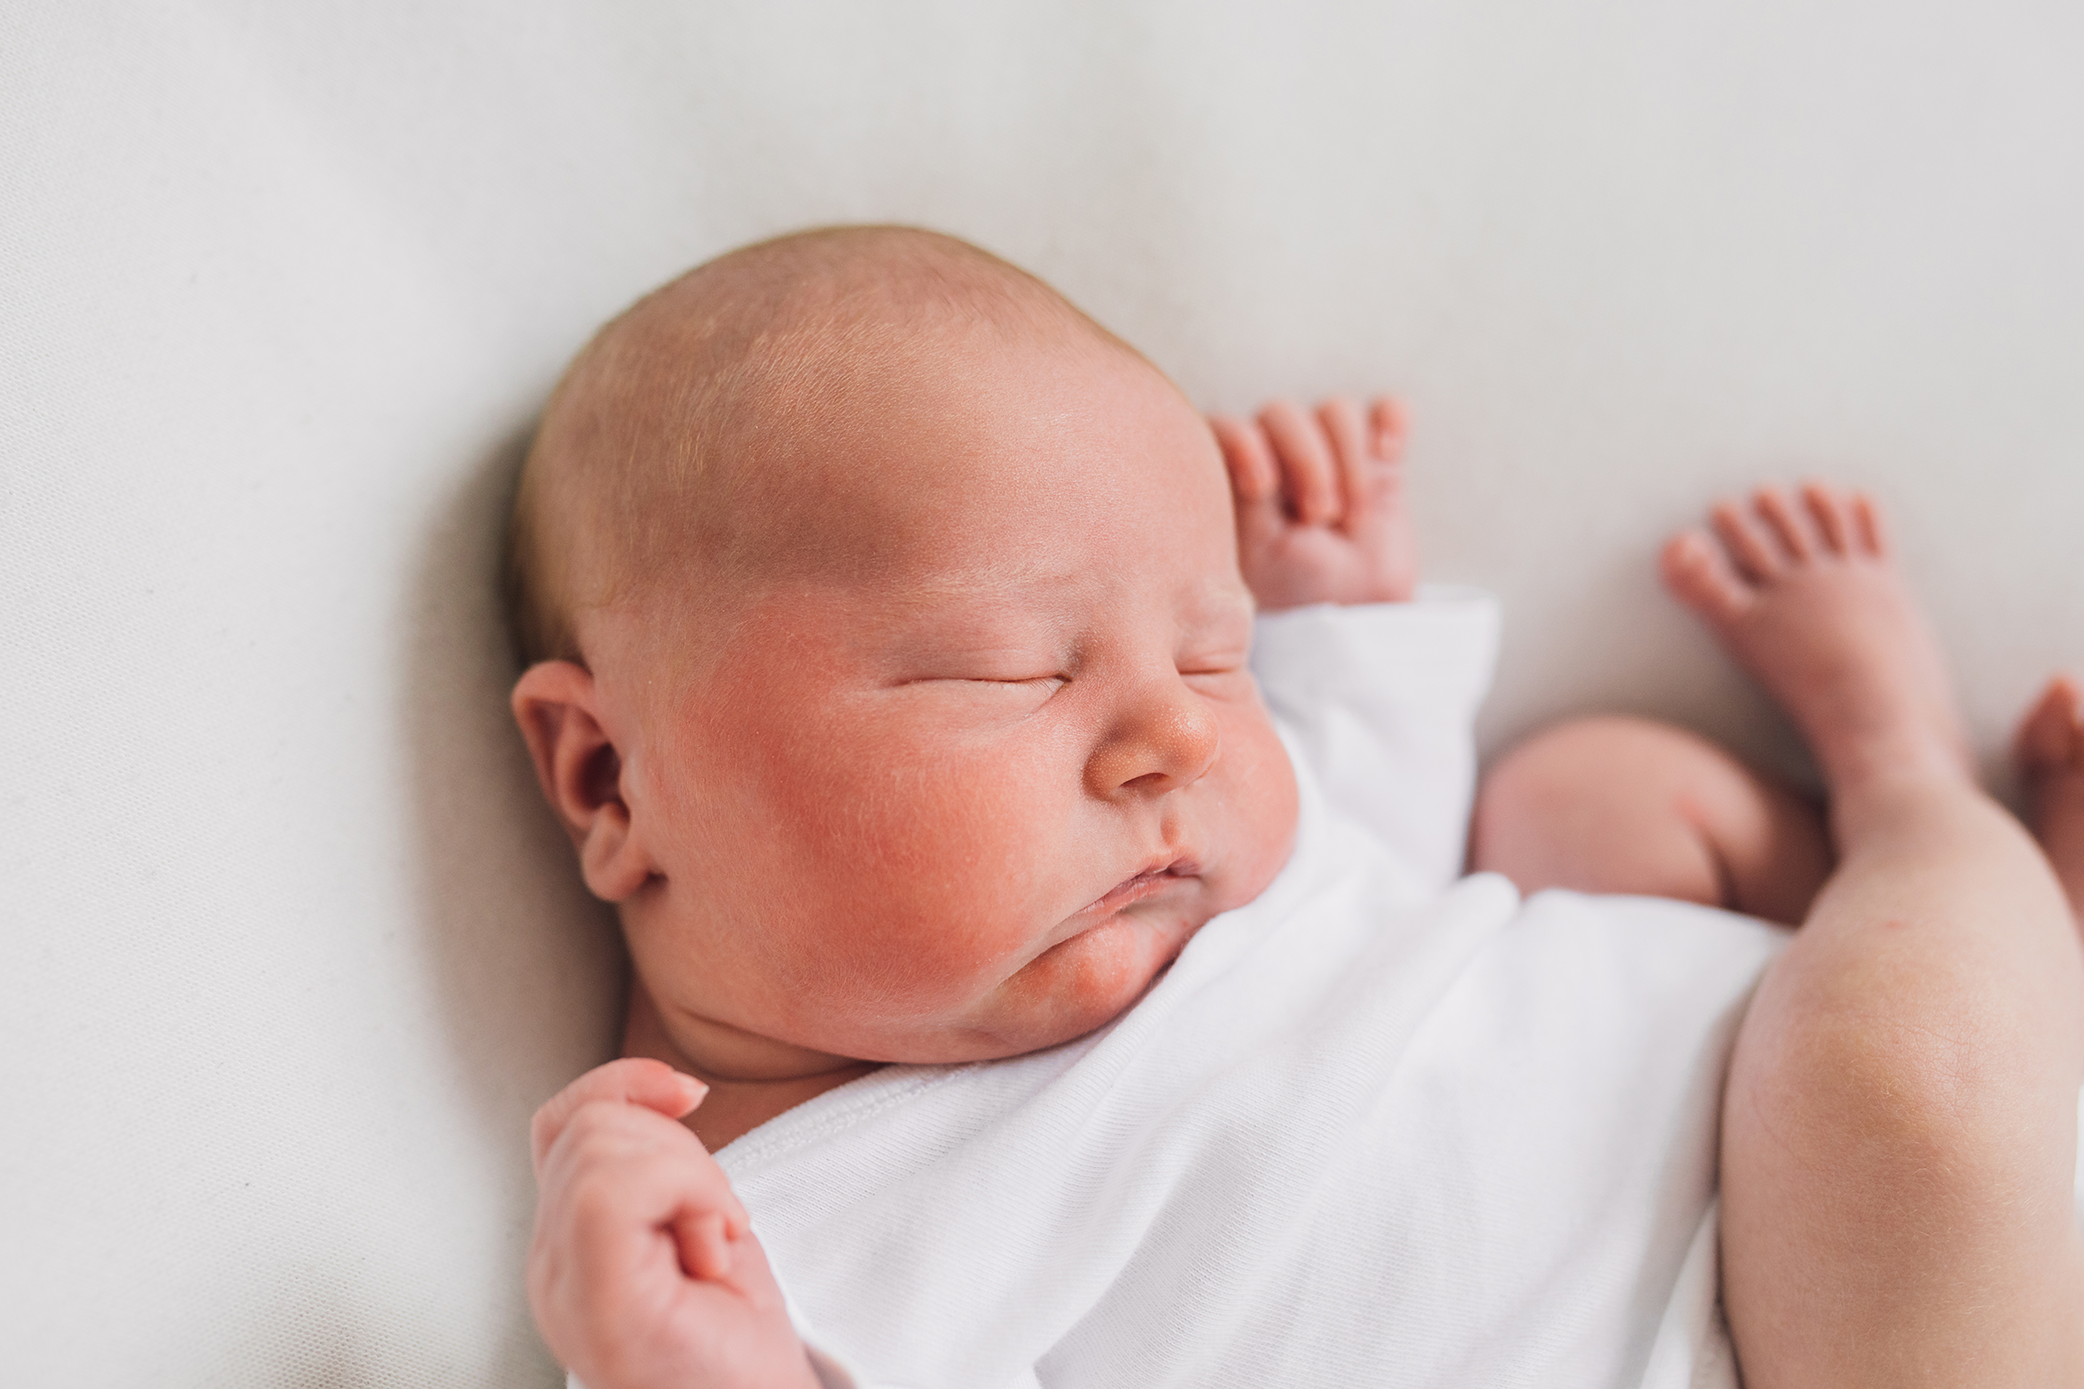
[4,2,2082,1384]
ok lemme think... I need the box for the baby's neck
[621,986,882,1150]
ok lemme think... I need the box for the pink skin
[1482,482,2084,1385]
[514,343,1413,1142]
[2018,673,2084,923]
[1479,487,2084,935]
[1659,481,1970,798]
[549,340,1295,1099]
[1651,483,2084,1386]
[529,413,2084,1389]
[1212,395,1417,608]
[516,355,1405,1388]
[527,1059,816,1389]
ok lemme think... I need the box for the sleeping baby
[504,226,2084,1388]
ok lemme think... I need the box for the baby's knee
[1472,717,1729,898]
[1479,716,1711,818]
[1473,716,1828,922]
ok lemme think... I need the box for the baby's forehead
[714,418,1244,647]
[525,229,1236,673]
[680,326,1199,540]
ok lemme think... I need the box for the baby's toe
[1660,529,1755,626]
[1799,481,1859,556]
[1711,499,1785,583]
[2017,675,2084,775]
[1752,485,1819,562]
[1850,490,1889,556]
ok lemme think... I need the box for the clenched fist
[528,1058,822,1389]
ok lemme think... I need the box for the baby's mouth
[1083,856,1201,917]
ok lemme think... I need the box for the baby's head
[508,227,1298,1084]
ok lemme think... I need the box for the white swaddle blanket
[576,590,1786,1388]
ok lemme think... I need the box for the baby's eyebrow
[858,567,1257,649]
[869,591,1070,650]
[897,564,1090,600]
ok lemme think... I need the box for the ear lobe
[510,660,657,903]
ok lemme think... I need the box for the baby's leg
[1667,485,2084,1387]
[1472,716,1831,924]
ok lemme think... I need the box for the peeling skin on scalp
[508,227,1300,1147]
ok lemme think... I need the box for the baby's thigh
[1721,920,2084,1387]
[1470,715,1829,924]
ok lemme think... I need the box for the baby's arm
[1215,396,1496,888]
[528,1058,821,1389]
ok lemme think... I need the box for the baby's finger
[1315,397,1370,533]
[532,1057,708,1175]
[1343,395,1410,533]
[1259,399,1340,526]
[1368,396,1407,464]
[1210,414,1278,508]
[1212,414,1290,566]
[711,1215,791,1313]
[672,1207,734,1283]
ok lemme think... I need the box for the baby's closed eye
[945,673,1067,692]
[1176,646,1253,687]
[1177,649,1248,673]
[897,670,1068,718]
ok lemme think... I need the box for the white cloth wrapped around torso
[586,588,1790,1389]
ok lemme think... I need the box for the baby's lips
[1085,854,1204,916]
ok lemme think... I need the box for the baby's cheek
[1211,708,1301,901]
[809,737,1078,994]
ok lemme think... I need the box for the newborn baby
[507,227,2084,1388]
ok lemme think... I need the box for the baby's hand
[1211,395,1418,611]
[528,1058,820,1389]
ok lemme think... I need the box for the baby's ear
[510,661,655,902]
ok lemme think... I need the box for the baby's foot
[1659,483,1969,807]
[2015,675,2084,923]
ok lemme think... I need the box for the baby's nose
[1085,676,1221,798]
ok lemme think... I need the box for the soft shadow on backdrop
[405,424,627,1191]
[399,425,627,1387]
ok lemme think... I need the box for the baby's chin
[903,902,1214,1063]
[924,832,1300,1062]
